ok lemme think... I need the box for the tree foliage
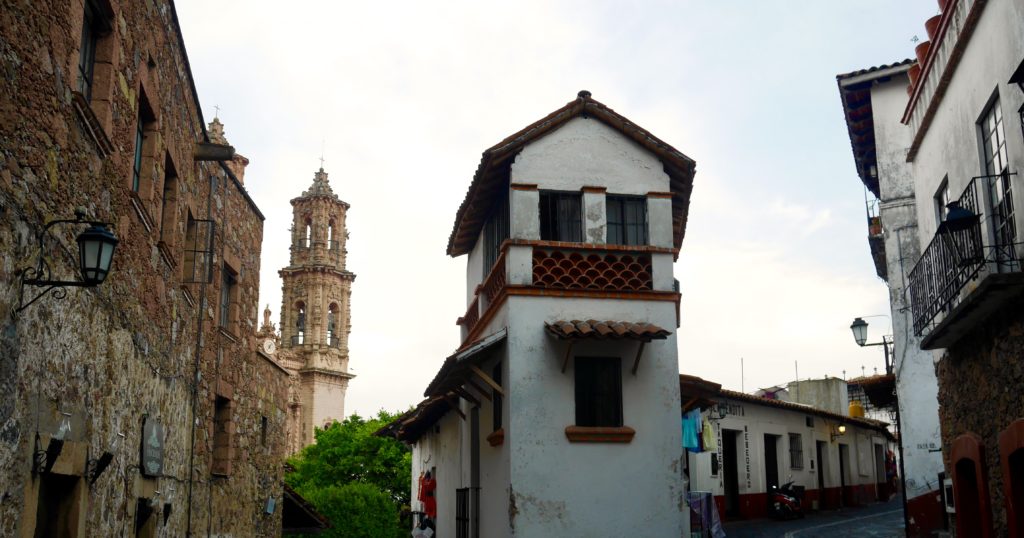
[285,410,411,537]
[295,482,403,538]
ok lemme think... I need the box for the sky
[175,0,938,418]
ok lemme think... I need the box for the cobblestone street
[722,497,906,538]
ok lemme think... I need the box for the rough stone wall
[274,169,355,454]
[0,0,286,535]
[937,301,1024,536]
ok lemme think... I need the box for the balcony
[909,172,1024,349]
[866,197,887,281]
[457,240,678,344]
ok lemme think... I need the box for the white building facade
[838,61,947,535]
[839,0,1024,535]
[381,91,696,537]
[682,376,895,520]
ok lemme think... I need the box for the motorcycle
[768,479,805,519]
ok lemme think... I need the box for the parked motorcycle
[768,479,805,519]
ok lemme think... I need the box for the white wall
[510,116,671,195]
[506,296,684,537]
[688,398,890,498]
[910,0,1024,251]
[870,72,946,503]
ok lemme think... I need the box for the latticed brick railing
[532,248,653,291]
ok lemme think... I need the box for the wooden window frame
[606,195,648,246]
[539,191,583,243]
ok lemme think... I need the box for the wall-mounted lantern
[34,412,71,474]
[936,201,980,236]
[88,432,123,485]
[15,209,118,314]
[830,423,847,443]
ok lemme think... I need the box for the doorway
[874,443,886,500]
[816,441,827,496]
[722,429,741,517]
[764,434,780,492]
[839,444,850,506]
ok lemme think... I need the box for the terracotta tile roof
[447,91,696,258]
[545,319,671,341]
[680,374,894,438]
[836,58,916,81]
[836,58,915,198]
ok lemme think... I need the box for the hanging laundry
[682,409,701,451]
[702,415,717,451]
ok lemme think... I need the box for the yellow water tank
[849,400,865,418]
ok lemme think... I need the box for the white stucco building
[838,0,1024,535]
[681,376,895,520]
[837,60,947,535]
[379,91,696,537]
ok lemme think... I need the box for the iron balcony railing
[909,172,1019,336]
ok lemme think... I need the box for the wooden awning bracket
[453,387,480,407]
[466,378,493,401]
[631,341,647,375]
[561,340,575,373]
[444,394,466,420]
[469,365,504,396]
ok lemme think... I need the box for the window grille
[182,218,215,284]
[539,192,582,242]
[574,357,623,427]
[607,195,648,245]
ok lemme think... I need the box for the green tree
[286,410,411,537]
[294,482,403,538]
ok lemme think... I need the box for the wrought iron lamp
[15,209,118,314]
[33,412,71,474]
[936,201,980,235]
[849,317,894,374]
[830,423,847,442]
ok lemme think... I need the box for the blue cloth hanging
[682,409,700,451]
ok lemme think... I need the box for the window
[574,357,622,427]
[294,302,306,345]
[539,192,582,242]
[980,96,1008,176]
[327,303,338,347]
[979,97,1016,266]
[789,433,804,469]
[327,219,335,251]
[131,92,156,194]
[159,154,178,245]
[951,433,993,536]
[607,195,648,245]
[77,1,102,100]
[492,361,503,432]
[212,396,232,476]
[934,178,950,229]
[219,264,237,329]
[483,193,509,274]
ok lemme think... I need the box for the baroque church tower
[263,166,355,454]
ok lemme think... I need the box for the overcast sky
[176,1,937,418]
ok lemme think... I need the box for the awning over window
[545,320,671,375]
[544,320,671,341]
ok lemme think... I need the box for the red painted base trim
[906,490,946,537]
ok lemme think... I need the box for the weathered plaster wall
[506,296,685,537]
[869,73,946,531]
[0,0,287,535]
[688,400,891,500]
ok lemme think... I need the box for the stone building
[0,1,289,536]
[837,0,1024,535]
[257,166,355,454]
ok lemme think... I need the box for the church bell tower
[277,166,355,451]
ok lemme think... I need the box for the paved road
[722,497,905,538]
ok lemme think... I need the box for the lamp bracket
[14,212,113,315]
